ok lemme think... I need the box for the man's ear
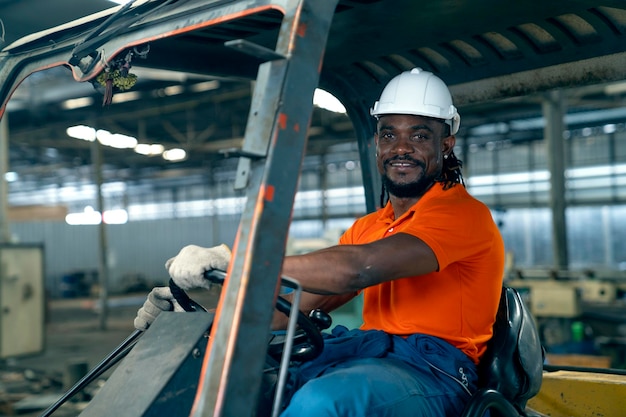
[442,134,456,153]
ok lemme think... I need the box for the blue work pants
[279,327,478,417]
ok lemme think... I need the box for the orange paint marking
[278,113,288,129]
[264,185,275,202]
[298,22,307,37]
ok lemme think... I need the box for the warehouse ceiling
[1,0,626,190]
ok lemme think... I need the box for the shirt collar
[376,183,450,224]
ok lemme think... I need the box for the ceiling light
[135,143,165,156]
[111,91,141,103]
[604,82,626,95]
[163,148,186,162]
[603,124,617,134]
[67,125,96,141]
[65,206,128,225]
[4,172,18,182]
[61,97,94,110]
[314,89,346,113]
[163,85,184,96]
[103,209,129,224]
[132,67,216,82]
[189,80,220,93]
[65,206,101,225]
[96,130,138,149]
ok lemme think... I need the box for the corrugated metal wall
[10,215,241,296]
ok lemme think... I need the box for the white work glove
[134,286,184,331]
[165,244,231,291]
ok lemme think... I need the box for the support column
[543,90,569,269]
[91,139,109,330]
[0,115,10,243]
[321,150,329,229]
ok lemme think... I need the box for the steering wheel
[269,296,330,362]
[170,270,330,362]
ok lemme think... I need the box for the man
[136,68,505,416]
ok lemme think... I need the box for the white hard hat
[370,68,460,135]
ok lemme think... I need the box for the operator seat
[461,286,544,417]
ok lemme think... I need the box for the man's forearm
[271,291,357,330]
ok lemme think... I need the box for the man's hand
[134,286,184,331]
[165,244,231,290]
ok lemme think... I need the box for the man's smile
[385,156,423,172]
[390,161,415,168]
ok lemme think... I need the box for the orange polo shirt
[339,184,504,364]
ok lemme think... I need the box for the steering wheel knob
[309,309,332,330]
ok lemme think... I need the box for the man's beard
[381,158,438,198]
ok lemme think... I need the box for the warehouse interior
[1,0,626,415]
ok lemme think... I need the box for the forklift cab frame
[2,1,626,416]
[0,2,367,415]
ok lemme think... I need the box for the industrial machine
[2,0,626,416]
[0,244,45,359]
[506,268,626,369]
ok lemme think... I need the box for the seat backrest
[479,286,544,410]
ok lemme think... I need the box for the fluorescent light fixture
[111,91,141,103]
[189,80,220,93]
[132,67,216,82]
[135,143,165,156]
[314,89,346,114]
[603,124,617,134]
[67,125,96,141]
[68,124,170,156]
[566,165,612,179]
[61,97,94,110]
[4,172,18,182]
[163,148,186,161]
[103,209,129,224]
[467,171,550,186]
[65,206,128,225]
[96,129,138,149]
[604,82,626,95]
[108,0,132,4]
[66,206,101,225]
[163,85,185,96]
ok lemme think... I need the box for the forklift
[2,1,626,415]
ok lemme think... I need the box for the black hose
[39,329,142,417]
[41,276,211,416]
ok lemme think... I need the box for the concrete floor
[0,288,221,417]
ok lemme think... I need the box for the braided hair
[436,149,465,190]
